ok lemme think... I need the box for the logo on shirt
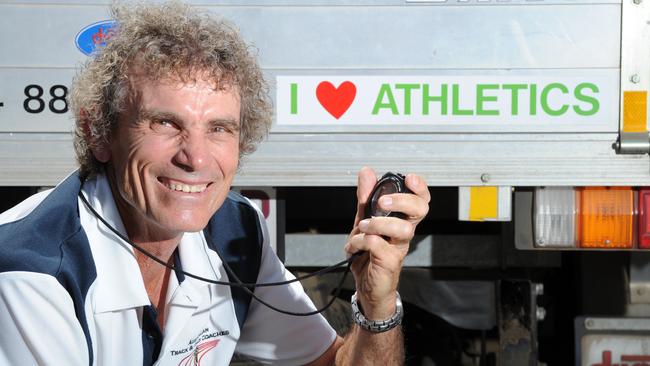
[171,328,229,365]
[178,339,220,366]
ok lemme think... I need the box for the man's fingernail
[359,219,370,231]
[380,196,393,207]
[408,174,419,186]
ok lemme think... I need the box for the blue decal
[75,20,117,56]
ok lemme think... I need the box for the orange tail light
[579,187,634,248]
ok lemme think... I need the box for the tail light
[533,187,640,249]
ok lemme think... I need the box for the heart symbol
[316,81,356,119]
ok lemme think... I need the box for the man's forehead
[118,71,242,125]
[127,73,239,95]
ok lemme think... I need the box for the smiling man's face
[93,75,241,241]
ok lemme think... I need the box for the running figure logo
[178,340,220,366]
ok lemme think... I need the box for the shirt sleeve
[234,201,337,365]
[0,272,90,365]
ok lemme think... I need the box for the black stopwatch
[365,172,412,219]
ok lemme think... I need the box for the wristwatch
[351,291,403,333]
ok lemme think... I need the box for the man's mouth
[159,178,209,193]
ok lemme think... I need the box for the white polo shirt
[0,172,336,365]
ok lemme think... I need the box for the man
[0,2,430,365]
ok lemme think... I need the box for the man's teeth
[168,183,207,193]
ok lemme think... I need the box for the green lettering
[422,84,448,115]
[452,84,473,116]
[372,84,399,115]
[476,84,499,116]
[541,83,569,116]
[530,84,537,115]
[573,82,600,116]
[290,83,298,114]
[395,84,420,115]
[502,84,528,115]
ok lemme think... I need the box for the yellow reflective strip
[469,186,498,222]
[623,91,647,133]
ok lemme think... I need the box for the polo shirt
[0,172,336,365]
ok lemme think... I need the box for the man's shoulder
[0,172,86,275]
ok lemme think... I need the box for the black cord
[79,192,360,316]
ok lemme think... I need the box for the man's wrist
[351,291,403,333]
[355,291,398,319]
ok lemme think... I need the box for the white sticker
[276,75,616,132]
[581,334,650,366]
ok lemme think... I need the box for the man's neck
[134,239,180,330]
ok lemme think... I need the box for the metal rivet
[480,173,490,183]
[631,74,641,83]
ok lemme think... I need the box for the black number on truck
[23,84,69,114]
[49,85,68,114]
[23,84,45,114]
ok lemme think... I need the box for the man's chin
[156,215,211,234]
[174,221,211,233]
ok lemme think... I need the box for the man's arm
[307,324,403,366]
[308,167,430,366]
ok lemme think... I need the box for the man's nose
[172,132,210,172]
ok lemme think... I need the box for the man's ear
[80,110,111,163]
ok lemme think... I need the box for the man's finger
[346,232,386,255]
[406,174,431,204]
[354,166,377,225]
[376,192,429,222]
[357,217,416,243]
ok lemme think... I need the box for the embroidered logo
[171,328,229,365]
[178,340,220,366]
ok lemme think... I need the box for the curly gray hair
[70,1,272,178]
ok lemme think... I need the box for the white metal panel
[0,1,643,187]
[0,2,621,68]
[4,132,650,187]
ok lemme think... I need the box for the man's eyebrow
[136,109,181,122]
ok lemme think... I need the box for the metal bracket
[614,133,650,155]
[615,0,650,155]
[629,252,650,304]
[498,280,543,366]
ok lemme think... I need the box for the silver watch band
[350,291,403,333]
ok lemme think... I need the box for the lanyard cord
[78,192,360,316]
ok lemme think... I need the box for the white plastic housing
[534,187,579,248]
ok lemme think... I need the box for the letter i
[291,83,298,114]
[529,84,537,116]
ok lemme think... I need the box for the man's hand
[308,167,429,366]
[344,167,430,320]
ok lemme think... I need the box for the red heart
[316,81,356,119]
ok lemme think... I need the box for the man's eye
[158,120,175,127]
[152,119,178,131]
